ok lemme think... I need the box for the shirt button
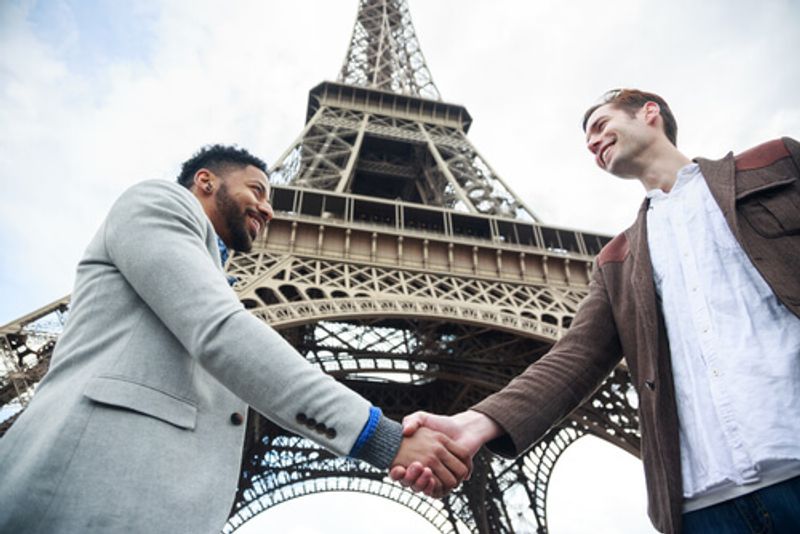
[325,428,337,439]
[711,369,719,377]
[296,413,308,424]
[230,412,245,426]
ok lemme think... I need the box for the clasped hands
[389,410,502,498]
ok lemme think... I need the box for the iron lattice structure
[339,0,440,99]
[0,1,641,532]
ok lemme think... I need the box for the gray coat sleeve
[103,181,400,464]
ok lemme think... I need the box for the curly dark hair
[176,144,268,189]
[582,89,678,146]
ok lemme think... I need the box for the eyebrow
[585,115,606,141]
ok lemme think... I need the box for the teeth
[601,145,611,165]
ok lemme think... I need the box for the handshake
[388,410,503,498]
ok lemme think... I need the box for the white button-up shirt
[646,163,800,512]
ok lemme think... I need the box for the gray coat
[0,180,393,533]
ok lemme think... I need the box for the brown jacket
[473,137,800,533]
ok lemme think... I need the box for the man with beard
[0,145,470,533]
[392,90,800,533]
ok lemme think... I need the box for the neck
[636,144,692,193]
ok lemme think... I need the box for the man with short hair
[393,90,800,533]
[0,144,469,533]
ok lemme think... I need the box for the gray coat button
[230,412,245,425]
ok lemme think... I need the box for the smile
[247,214,262,237]
[600,140,616,167]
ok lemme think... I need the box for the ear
[642,101,661,126]
[193,169,216,195]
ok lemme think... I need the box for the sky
[1,0,798,532]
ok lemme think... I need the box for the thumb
[401,412,427,437]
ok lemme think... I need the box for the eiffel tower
[0,1,641,532]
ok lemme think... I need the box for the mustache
[245,209,267,226]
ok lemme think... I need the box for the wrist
[455,410,503,448]
[350,409,402,469]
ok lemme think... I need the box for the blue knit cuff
[349,406,381,458]
[349,409,403,469]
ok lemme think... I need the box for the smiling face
[584,102,659,179]
[211,164,273,252]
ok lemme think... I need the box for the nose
[587,134,601,155]
[259,199,274,223]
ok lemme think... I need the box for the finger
[431,477,445,499]
[437,438,470,483]
[402,421,419,437]
[401,461,425,487]
[427,451,457,491]
[389,465,406,481]
[441,434,471,463]
[411,467,433,493]
[463,455,473,480]
[402,411,422,427]
[402,412,425,437]
[423,476,438,498]
[441,435,473,480]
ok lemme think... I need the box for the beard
[215,182,253,252]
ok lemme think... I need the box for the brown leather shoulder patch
[598,233,629,267]
[735,139,790,171]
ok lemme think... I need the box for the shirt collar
[216,235,229,268]
[646,162,701,200]
[216,236,238,286]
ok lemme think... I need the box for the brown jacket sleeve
[472,260,623,457]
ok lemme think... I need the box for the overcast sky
[1,0,798,532]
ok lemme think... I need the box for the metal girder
[270,104,539,220]
[339,0,440,100]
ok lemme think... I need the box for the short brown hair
[582,89,678,146]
